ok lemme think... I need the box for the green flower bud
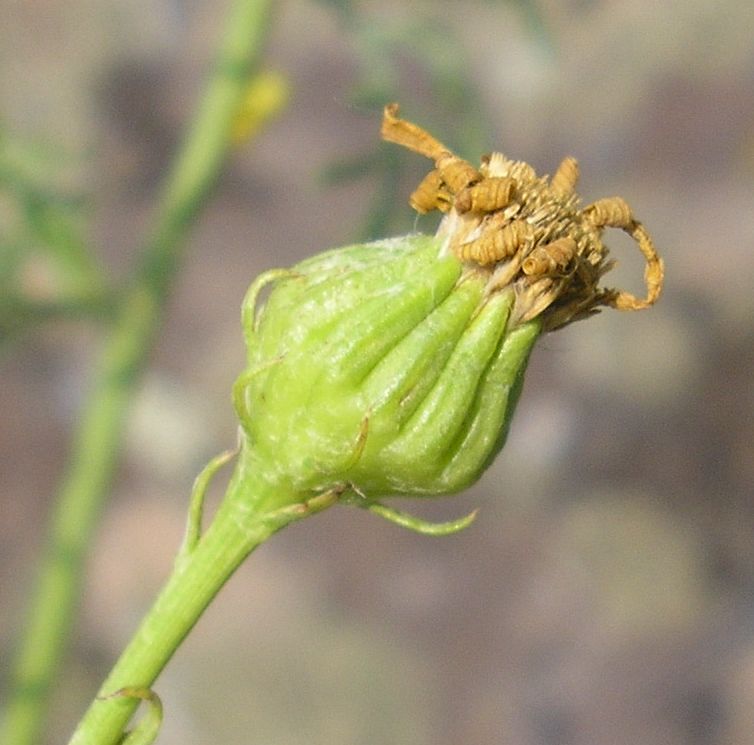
[235,234,539,506]
[232,105,664,523]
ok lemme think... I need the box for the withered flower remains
[381,103,663,330]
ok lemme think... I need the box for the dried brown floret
[583,196,634,229]
[457,219,534,266]
[522,237,577,276]
[550,156,580,197]
[456,177,517,214]
[410,169,451,214]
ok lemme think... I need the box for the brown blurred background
[2,1,754,744]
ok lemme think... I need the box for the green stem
[1,2,274,743]
[67,464,290,745]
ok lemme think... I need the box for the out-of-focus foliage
[0,128,108,341]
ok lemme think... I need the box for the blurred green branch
[0,293,117,338]
[0,1,277,743]
[0,127,106,308]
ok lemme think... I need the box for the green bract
[234,234,540,511]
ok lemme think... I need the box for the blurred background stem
[1,1,276,743]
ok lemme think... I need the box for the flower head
[232,106,664,527]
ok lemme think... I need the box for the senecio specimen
[67,105,665,745]
[234,104,664,518]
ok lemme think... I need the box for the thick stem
[67,465,287,745]
[1,2,274,743]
